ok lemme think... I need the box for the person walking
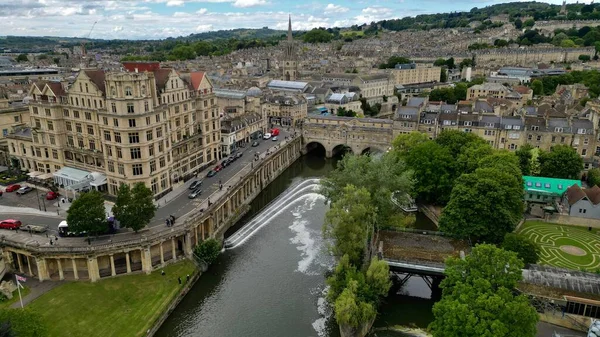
[178,276,182,285]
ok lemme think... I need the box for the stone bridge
[1,136,303,282]
[302,115,395,158]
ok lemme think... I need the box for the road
[0,130,293,235]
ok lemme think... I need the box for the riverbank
[26,260,196,337]
[371,326,432,336]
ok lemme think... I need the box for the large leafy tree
[430,244,538,337]
[321,153,412,228]
[439,167,524,244]
[0,309,47,337]
[538,144,583,179]
[323,185,375,266]
[515,144,534,176]
[502,233,540,265]
[66,190,107,236]
[112,183,156,233]
[404,140,455,204]
[588,168,600,187]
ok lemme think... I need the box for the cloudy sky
[0,0,581,40]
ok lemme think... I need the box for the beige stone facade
[7,67,221,198]
[391,65,441,86]
[262,95,307,127]
[0,99,28,166]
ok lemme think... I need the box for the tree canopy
[378,56,411,69]
[112,183,157,233]
[430,244,538,337]
[302,29,333,43]
[502,233,540,265]
[0,309,47,337]
[66,190,108,236]
[538,144,583,179]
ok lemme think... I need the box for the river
[155,151,437,337]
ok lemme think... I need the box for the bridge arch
[361,146,388,156]
[305,141,327,156]
[331,144,353,158]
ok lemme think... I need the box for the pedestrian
[589,226,592,231]
[166,219,171,227]
[50,239,53,246]
[219,184,223,191]
[186,274,190,282]
[55,235,58,241]
[45,232,48,238]
[161,270,165,276]
[178,276,181,285]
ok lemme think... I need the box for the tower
[282,15,299,81]
[560,0,568,15]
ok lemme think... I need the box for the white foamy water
[312,285,333,337]
[289,194,325,275]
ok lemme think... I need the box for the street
[0,130,293,235]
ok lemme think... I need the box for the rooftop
[523,176,581,197]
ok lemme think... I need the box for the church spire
[287,15,293,42]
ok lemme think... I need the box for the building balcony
[65,145,104,158]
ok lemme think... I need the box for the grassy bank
[28,260,196,337]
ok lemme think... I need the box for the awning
[53,167,91,183]
[27,171,44,178]
[89,172,107,187]
[37,173,53,180]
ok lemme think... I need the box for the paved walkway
[8,275,64,308]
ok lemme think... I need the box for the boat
[391,191,418,213]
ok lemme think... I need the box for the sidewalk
[9,276,64,308]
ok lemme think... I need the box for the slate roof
[83,70,105,94]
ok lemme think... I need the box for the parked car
[271,128,280,136]
[206,170,217,177]
[221,159,230,167]
[0,219,22,230]
[5,184,21,192]
[188,188,203,199]
[226,157,235,164]
[46,191,59,200]
[214,164,223,172]
[252,141,259,147]
[236,152,243,159]
[263,133,272,140]
[272,136,278,141]
[16,186,33,195]
[189,180,202,190]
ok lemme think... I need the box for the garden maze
[518,222,600,271]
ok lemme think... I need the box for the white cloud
[196,24,213,32]
[324,4,349,14]
[232,0,267,8]
[196,8,208,15]
[113,26,123,32]
[166,0,184,6]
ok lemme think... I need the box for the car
[46,191,59,200]
[206,170,217,178]
[5,184,21,192]
[221,159,230,167]
[263,133,272,140]
[272,136,278,141]
[271,128,280,136]
[188,188,203,199]
[16,186,33,195]
[0,219,22,230]
[214,164,223,172]
[252,141,259,147]
[236,152,243,159]
[226,157,235,164]
[189,180,202,190]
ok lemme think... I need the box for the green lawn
[28,260,196,337]
[0,287,30,309]
[517,221,600,271]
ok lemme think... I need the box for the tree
[515,144,534,175]
[52,57,60,65]
[530,79,544,96]
[494,39,509,47]
[379,56,411,69]
[502,233,540,265]
[439,166,524,244]
[15,54,28,62]
[405,140,455,204]
[66,190,107,236]
[0,321,14,337]
[430,244,538,337]
[193,238,221,265]
[524,19,535,28]
[514,18,523,29]
[302,29,333,43]
[0,309,47,337]
[392,132,429,156]
[560,39,576,48]
[446,57,455,69]
[434,58,446,66]
[579,54,591,62]
[323,185,375,266]
[538,145,583,179]
[112,183,156,233]
[588,168,600,187]
[440,68,447,82]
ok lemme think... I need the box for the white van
[263,133,272,140]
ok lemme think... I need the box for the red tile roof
[566,184,586,206]
[514,86,532,95]
[585,185,600,205]
[190,72,205,91]
[84,70,106,94]
[46,82,65,97]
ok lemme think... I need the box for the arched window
[125,86,132,96]
[111,87,116,97]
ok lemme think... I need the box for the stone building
[0,99,28,166]
[7,63,221,198]
[281,16,299,81]
[391,63,441,86]
[262,94,307,127]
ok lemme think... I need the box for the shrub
[193,239,221,266]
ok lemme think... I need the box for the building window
[150,160,156,173]
[78,138,84,148]
[582,148,588,156]
[151,178,157,194]
[113,118,119,127]
[132,164,143,176]
[159,157,166,168]
[118,163,124,175]
[106,145,112,157]
[130,147,141,159]
[111,103,117,113]
[111,87,116,96]
[108,161,115,173]
[129,119,136,128]
[63,109,69,117]
[146,117,150,125]
[85,111,92,120]
[45,108,51,116]
[67,136,74,146]
[89,140,96,151]
[34,119,41,128]
[141,85,146,96]
[125,86,132,96]
[158,142,163,152]
[149,144,154,156]
[116,147,122,158]
[103,117,108,125]
[531,125,539,131]
[156,127,162,138]
[146,130,153,141]
[156,114,161,122]
[536,135,541,141]
[145,101,149,112]
[114,132,121,143]
[47,121,54,131]
[75,123,82,133]
[174,106,180,114]
[33,107,38,115]
[52,149,58,159]
[127,103,135,113]
[128,132,139,144]
[73,110,80,118]
[87,125,94,135]
[49,135,55,145]
[104,131,111,141]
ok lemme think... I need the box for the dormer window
[578,128,586,135]
[555,127,564,133]
[125,86,132,96]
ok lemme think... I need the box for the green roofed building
[523,175,581,203]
